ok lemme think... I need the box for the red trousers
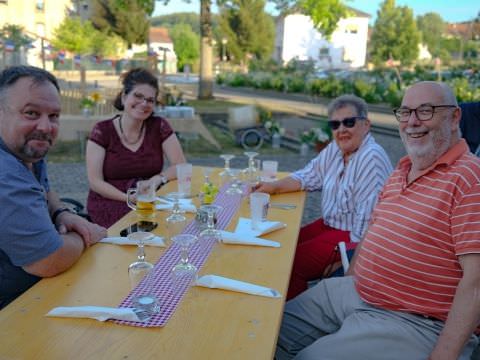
[287,218,352,300]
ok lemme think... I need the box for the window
[36,0,44,11]
[0,0,8,4]
[345,24,358,34]
[319,47,330,56]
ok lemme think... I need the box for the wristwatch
[52,207,75,224]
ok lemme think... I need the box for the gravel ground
[47,131,405,226]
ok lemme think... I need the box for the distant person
[459,101,480,155]
[254,94,393,299]
[86,68,186,228]
[276,81,480,360]
[0,66,106,309]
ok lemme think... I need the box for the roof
[149,27,172,43]
[346,6,371,18]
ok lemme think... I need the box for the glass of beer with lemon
[127,180,157,221]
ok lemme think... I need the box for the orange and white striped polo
[355,140,480,321]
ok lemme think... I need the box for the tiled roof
[150,27,172,43]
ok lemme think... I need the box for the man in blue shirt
[0,66,107,309]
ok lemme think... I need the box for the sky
[153,0,479,24]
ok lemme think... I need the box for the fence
[60,86,119,116]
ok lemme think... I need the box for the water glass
[176,163,193,196]
[262,160,278,182]
[250,192,270,230]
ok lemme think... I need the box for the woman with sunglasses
[254,94,393,300]
[85,68,186,228]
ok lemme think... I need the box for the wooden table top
[0,166,305,360]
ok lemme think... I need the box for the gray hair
[327,94,368,119]
[0,66,60,104]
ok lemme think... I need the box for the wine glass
[225,169,244,195]
[243,152,261,190]
[165,191,188,223]
[219,154,235,177]
[199,204,223,240]
[127,231,155,288]
[171,234,198,277]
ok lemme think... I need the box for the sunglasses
[327,116,366,130]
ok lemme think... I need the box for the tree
[169,23,200,70]
[370,0,420,67]
[158,0,347,99]
[269,0,347,37]
[90,0,151,47]
[0,24,32,50]
[417,12,446,58]
[151,12,201,31]
[51,18,124,57]
[218,0,275,66]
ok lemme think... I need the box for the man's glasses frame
[327,116,366,130]
[393,105,457,122]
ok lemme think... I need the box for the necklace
[118,116,145,145]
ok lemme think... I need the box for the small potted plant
[259,106,284,148]
[299,130,314,156]
[80,92,101,117]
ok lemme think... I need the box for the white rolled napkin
[219,230,280,248]
[234,217,286,237]
[195,274,281,298]
[100,236,165,247]
[155,198,196,213]
[46,306,143,322]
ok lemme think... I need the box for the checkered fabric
[115,184,244,327]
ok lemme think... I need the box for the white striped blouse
[291,133,393,242]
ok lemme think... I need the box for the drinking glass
[243,151,261,189]
[176,163,193,196]
[219,154,235,177]
[171,234,198,276]
[199,204,223,240]
[225,169,244,195]
[126,180,156,221]
[165,191,188,223]
[127,231,155,289]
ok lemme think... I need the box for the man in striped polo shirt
[276,81,480,360]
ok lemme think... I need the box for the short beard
[401,120,451,170]
[20,131,53,160]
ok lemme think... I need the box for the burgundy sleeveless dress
[86,115,173,228]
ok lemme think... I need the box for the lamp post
[158,46,170,89]
[221,38,228,62]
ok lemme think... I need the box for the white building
[273,8,370,69]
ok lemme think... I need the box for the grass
[47,122,294,163]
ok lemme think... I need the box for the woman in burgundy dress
[85,68,186,228]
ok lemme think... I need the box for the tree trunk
[198,0,213,99]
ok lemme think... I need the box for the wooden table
[58,114,221,149]
[0,167,305,360]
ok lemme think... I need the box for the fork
[270,203,296,210]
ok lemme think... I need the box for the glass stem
[225,159,230,171]
[181,246,189,265]
[207,211,214,230]
[137,243,146,261]
[172,199,180,214]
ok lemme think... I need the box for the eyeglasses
[393,105,457,122]
[327,116,366,130]
[132,92,156,105]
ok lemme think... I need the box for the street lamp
[221,38,228,62]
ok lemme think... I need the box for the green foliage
[90,0,150,47]
[416,12,446,58]
[0,24,33,50]
[52,18,124,57]
[151,12,201,32]
[114,0,154,15]
[370,0,420,67]
[218,0,275,65]
[170,23,200,70]
[269,0,347,37]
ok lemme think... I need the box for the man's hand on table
[56,212,107,248]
